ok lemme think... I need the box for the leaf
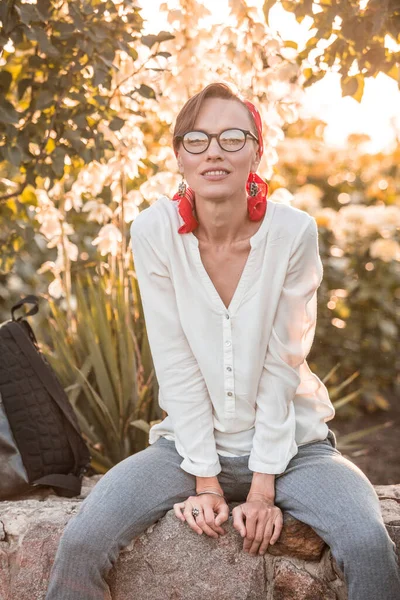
[136,84,156,99]
[53,21,75,38]
[341,74,364,102]
[50,146,67,178]
[45,138,56,153]
[109,116,125,131]
[6,199,18,214]
[93,66,108,87]
[141,31,175,48]
[19,185,37,205]
[17,78,33,101]
[30,26,60,57]
[283,40,298,50]
[262,0,277,25]
[15,3,43,25]
[36,89,54,110]
[130,419,150,433]
[0,99,20,124]
[337,423,392,449]
[386,63,399,82]
[0,71,12,94]
[5,145,22,167]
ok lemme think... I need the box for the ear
[251,149,261,173]
[176,154,184,174]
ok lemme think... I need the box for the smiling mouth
[201,169,230,176]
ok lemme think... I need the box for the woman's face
[176,97,260,201]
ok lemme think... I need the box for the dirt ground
[332,394,400,485]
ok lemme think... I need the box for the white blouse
[130,195,335,478]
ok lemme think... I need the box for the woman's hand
[232,494,283,556]
[173,493,229,539]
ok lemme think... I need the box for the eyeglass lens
[182,129,247,153]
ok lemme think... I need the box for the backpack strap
[11,294,39,321]
[32,472,83,498]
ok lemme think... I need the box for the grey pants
[45,430,400,600]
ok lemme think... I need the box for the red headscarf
[172,98,268,233]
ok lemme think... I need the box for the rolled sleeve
[130,219,221,477]
[249,217,323,474]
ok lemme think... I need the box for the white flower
[64,188,83,212]
[276,103,299,125]
[292,184,323,214]
[78,161,108,196]
[335,205,378,242]
[315,208,337,230]
[92,224,122,256]
[48,277,64,299]
[35,205,63,239]
[370,239,400,262]
[37,261,57,275]
[82,200,113,224]
[46,223,74,248]
[140,172,181,202]
[269,187,294,205]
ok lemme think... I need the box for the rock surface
[0,479,399,600]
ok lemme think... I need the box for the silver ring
[192,507,200,518]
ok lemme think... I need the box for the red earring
[172,178,199,233]
[246,172,268,221]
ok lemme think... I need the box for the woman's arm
[248,217,323,478]
[131,219,221,478]
[196,475,224,495]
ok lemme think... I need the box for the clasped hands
[173,491,283,556]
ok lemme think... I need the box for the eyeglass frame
[175,128,259,154]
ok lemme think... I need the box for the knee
[56,514,110,563]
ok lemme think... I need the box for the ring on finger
[191,507,201,518]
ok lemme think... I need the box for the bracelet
[196,490,225,498]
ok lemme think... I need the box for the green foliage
[0,0,171,271]
[40,266,160,472]
[273,125,400,411]
[263,0,400,101]
[321,363,389,451]
[0,0,143,185]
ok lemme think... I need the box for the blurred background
[1,0,399,482]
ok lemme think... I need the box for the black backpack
[0,295,91,499]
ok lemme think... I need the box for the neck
[193,191,255,246]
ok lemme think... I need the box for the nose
[205,136,223,159]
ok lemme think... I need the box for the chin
[195,184,236,200]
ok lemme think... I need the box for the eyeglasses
[177,128,259,154]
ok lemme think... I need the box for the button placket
[222,311,235,417]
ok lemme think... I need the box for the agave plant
[41,264,162,473]
[322,363,390,453]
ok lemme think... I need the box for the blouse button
[225,313,230,320]
[225,340,231,347]
[227,391,233,397]
[226,366,232,372]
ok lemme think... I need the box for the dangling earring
[174,176,185,197]
[249,179,259,197]
[246,171,268,221]
[172,176,199,234]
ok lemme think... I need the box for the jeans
[45,429,400,599]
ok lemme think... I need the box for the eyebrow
[187,127,249,133]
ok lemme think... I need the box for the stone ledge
[0,479,399,600]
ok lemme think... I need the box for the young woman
[45,83,400,600]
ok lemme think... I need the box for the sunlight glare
[139,0,400,152]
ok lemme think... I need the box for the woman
[45,83,400,600]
